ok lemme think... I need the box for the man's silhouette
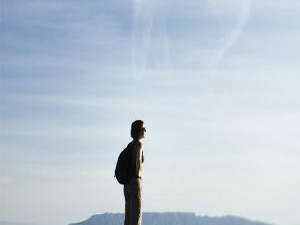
[124,120,145,225]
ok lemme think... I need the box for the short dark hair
[131,120,144,140]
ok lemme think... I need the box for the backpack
[114,141,135,185]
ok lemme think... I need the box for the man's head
[131,120,146,140]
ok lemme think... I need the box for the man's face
[140,125,146,139]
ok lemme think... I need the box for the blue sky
[1,1,300,225]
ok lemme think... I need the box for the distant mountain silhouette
[69,212,275,225]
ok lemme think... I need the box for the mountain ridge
[69,212,276,225]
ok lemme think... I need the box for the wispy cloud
[129,0,255,77]
[208,0,252,69]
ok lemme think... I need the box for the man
[124,120,145,225]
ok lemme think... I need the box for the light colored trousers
[124,178,142,225]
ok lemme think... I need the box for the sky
[1,1,300,225]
